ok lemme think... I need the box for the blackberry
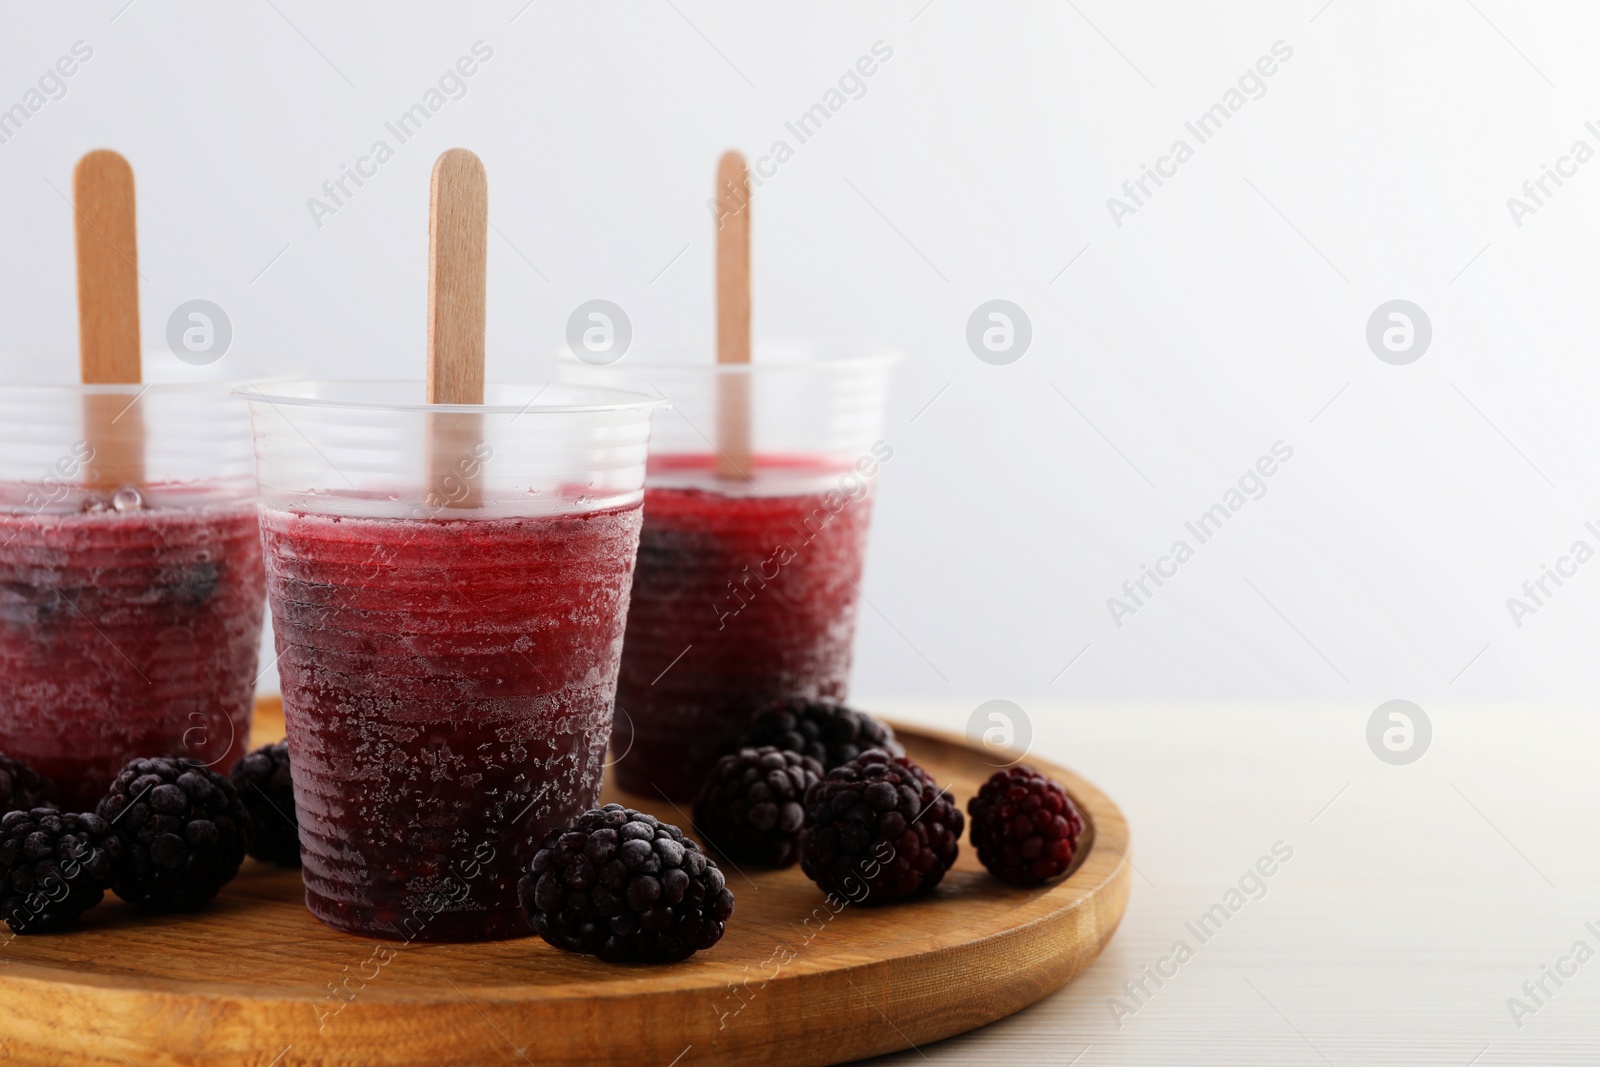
[741,699,903,771]
[96,757,248,911]
[0,808,120,933]
[167,559,221,606]
[229,741,301,867]
[519,804,735,964]
[0,753,53,816]
[968,766,1085,886]
[693,747,822,868]
[799,750,962,904]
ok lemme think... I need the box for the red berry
[967,766,1084,886]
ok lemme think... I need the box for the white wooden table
[858,699,1599,1066]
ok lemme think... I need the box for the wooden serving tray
[0,699,1130,1066]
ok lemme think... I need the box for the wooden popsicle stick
[74,149,144,490]
[426,149,488,510]
[714,150,752,482]
[427,149,488,406]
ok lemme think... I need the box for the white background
[4,0,1600,714]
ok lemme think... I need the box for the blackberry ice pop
[0,151,264,808]
[247,150,661,940]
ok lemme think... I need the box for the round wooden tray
[0,699,1130,1066]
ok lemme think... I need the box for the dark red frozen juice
[261,504,642,941]
[612,460,873,799]
[0,498,265,810]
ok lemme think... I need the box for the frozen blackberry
[741,699,904,771]
[693,747,822,868]
[96,757,248,911]
[0,808,120,933]
[230,741,301,868]
[0,753,53,816]
[799,750,963,904]
[968,766,1085,886]
[519,804,735,964]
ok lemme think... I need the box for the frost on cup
[0,362,271,809]
[244,382,661,941]
[562,342,896,799]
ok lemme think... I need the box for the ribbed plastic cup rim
[234,380,670,416]
[553,338,901,374]
[0,355,297,396]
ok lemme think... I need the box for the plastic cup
[559,341,896,799]
[243,381,662,941]
[0,356,284,810]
